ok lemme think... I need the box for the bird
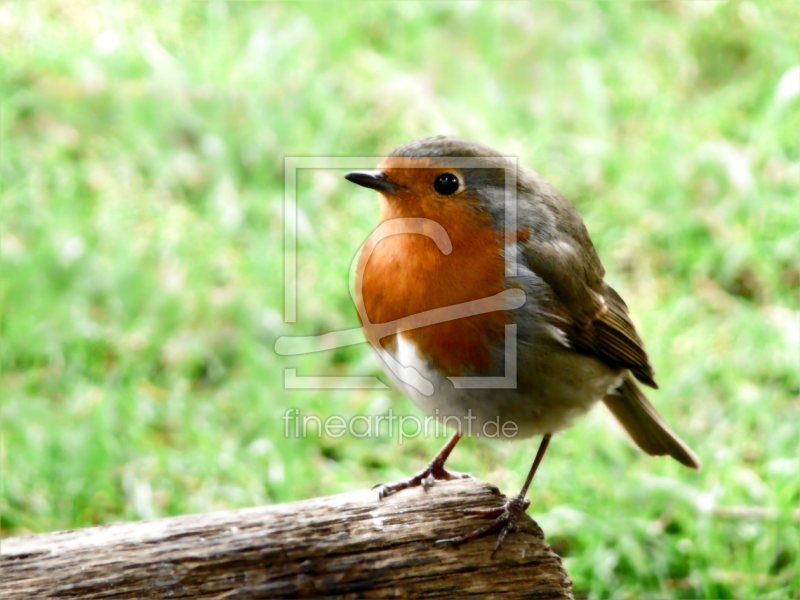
[344,135,701,556]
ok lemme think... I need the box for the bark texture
[1,479,572,599]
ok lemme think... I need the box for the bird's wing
[518,191,657,388]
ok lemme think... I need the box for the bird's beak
[344,170,403,194]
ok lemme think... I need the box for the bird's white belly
[374,332,622,440]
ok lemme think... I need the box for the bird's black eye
[433,173,460,196]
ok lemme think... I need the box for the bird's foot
[374,464,472,500]
[435,492,531,558]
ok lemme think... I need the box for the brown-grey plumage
[346,135,701,556]
[603,375,700,469]
[372,135,700,468]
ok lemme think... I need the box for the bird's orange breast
[356,198,511,376]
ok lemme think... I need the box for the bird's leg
[375,432,471,500]
[436,433,552,558]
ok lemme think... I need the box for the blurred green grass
[1,1,799,598]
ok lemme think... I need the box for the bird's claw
[374,466,472,500]
[435,493,531,558]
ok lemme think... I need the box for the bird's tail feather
[603,375,702,469]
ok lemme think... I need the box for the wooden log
[0,479,573,599]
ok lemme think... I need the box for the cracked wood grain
[0,479,573,599]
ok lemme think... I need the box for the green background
[2,1,798,598]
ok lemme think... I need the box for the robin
[344,135,701,556]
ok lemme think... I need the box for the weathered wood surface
[0,479,573,599]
